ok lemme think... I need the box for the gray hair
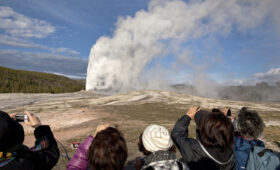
[237,107,264,139]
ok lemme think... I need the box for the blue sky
[0,0,279,85]
[0,0,149,57]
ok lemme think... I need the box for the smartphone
[71,142,80,149]
[15,114,29,122]
[226,109,231,117]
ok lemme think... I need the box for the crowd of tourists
[0,106,279,170]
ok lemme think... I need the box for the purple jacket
[67,135,93,170]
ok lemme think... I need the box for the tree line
[0,66,85,93]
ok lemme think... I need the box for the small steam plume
[86,0,278,95]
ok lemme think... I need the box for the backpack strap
[248,141,270,157]
[197,140,234,165]
[248,141,255,152]
[258,149,274,157]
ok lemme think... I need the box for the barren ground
[1,90,279,170]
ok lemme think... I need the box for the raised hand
[186,107,201,120]
[9,112,18,119]
[24,111,41,128]
[93,124,111,137]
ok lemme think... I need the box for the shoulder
[182,138,203,152]
[2,151,34,170]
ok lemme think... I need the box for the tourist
[171,107,235,170]
[234,107,265,170]
[134,124,189,170]
[0,110,60,170]
[67,124,127,170]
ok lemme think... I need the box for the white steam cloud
[253,68,280,84]
[86,0,278,92]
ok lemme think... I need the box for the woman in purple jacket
[67,124,127,170]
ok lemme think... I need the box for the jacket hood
[143,150,176,166]
[0,111,24,152]
[234,135,265,151]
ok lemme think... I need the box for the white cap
[142,124,173,152]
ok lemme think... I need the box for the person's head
[237,107,264,139]
[199,112,234,149]
[0,111,24,152]
[87,127,127,170]
[138,124,175,155]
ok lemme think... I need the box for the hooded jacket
[0,111,59,170]
[234,133,265,170]
[171,115,236,170]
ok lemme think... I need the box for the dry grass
[263,126,280,142]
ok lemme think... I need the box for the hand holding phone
[15,114,29,122]
[24,111,41,128]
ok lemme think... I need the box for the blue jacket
[234,133,264,170]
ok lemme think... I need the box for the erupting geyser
[86,0,277,92]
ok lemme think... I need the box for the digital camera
[15,114,29,122]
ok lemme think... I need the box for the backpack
[246,144,280,170]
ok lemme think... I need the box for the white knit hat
[142,124,173,152]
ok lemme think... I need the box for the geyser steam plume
[86,0,277,92]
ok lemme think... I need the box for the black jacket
[0,125,60,170]
[171,115,235,170]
